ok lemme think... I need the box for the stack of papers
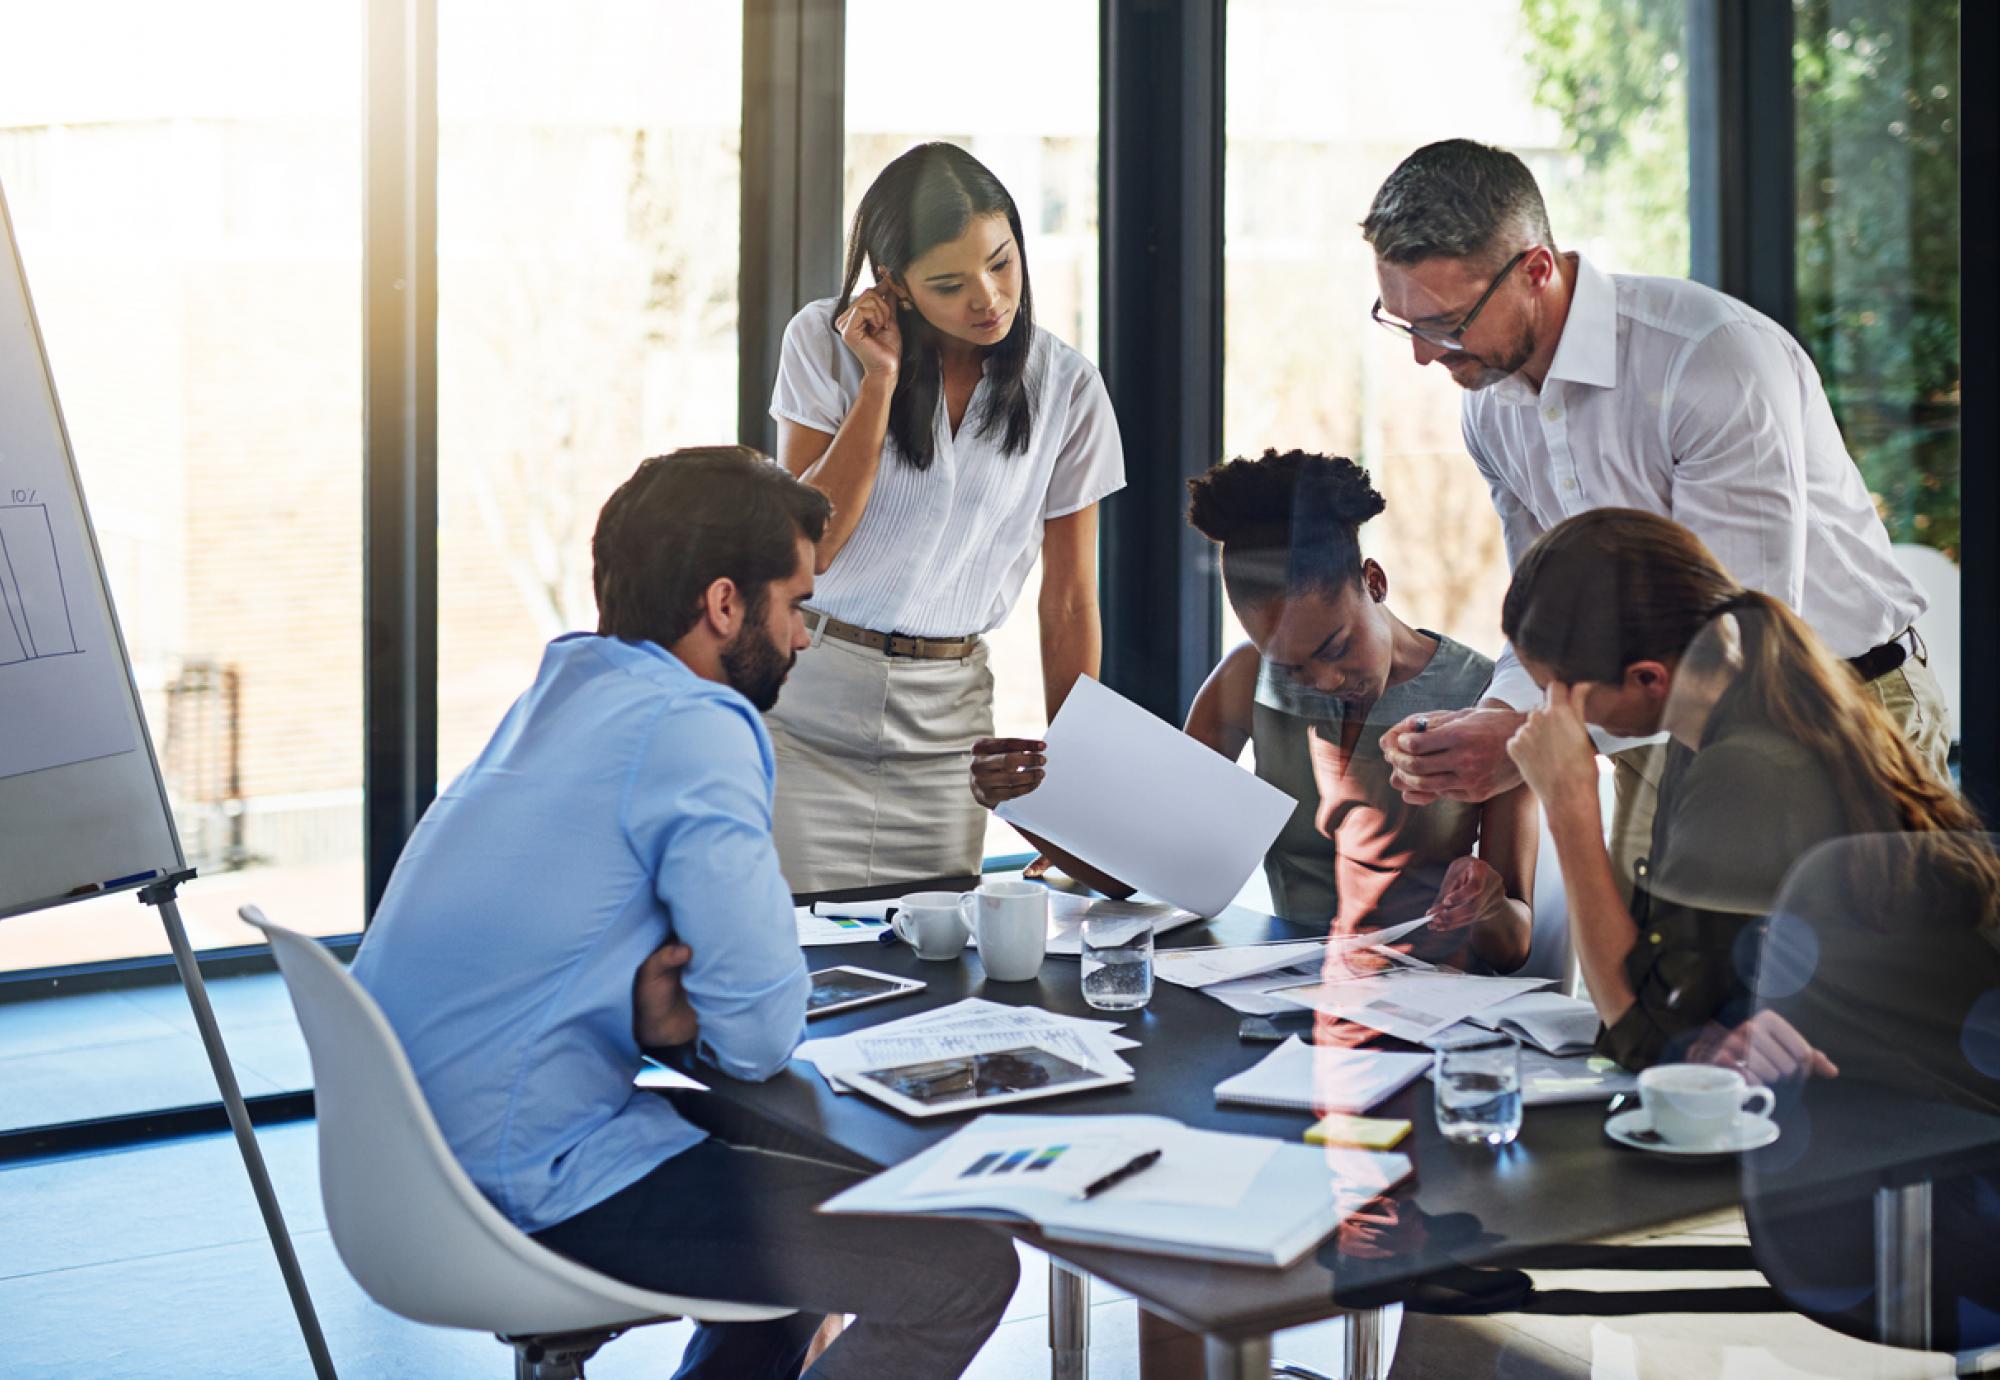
[1466,990,1603,1056]
[1153,916,1433,1014]
[821,1112,1413,1268]
[1271,968,1554,1043]
[797,997,1138,1095]
[994,676,1296,916]
[1214,1036,1432,1113]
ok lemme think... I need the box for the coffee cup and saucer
[1604,1063,1781,1157]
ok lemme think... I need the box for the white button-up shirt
[1469,254,1927,712]
[770,299,1126,638]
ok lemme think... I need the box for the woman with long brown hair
[1500,507,1997,1073]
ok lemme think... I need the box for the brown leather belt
[804,609,980,660]
[1848,628,1915,682]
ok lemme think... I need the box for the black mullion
[362,0,439,919]
[740,0,845,457]
[1097,0,1225,725]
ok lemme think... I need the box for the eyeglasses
[1370,249,1530,351]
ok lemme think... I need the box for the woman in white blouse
[768,142,1125,892]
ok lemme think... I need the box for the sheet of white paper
[1093,1128,1282,1209]
[897,1123,1278,1211]
[995,675,1295,916]
[1213,1036,1433,1113]
[1200,960,1327,1014]
[1154,916,1433,990]
[901,1131,1135,1199]
[1271,970,1553,1042]
[0,249,136,782]
[1155,940,1330,989]
[795,906,894,946]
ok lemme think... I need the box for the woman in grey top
[974,450,1535,973]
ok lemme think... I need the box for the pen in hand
[1077,1148,1163,1201]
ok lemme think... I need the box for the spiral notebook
[1214,1036,1432,1114]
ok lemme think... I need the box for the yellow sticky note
[1305,1113,1412,1150]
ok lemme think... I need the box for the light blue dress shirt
[350,634,809,1232]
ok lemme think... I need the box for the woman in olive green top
[1502,507,1997,1071]
[973,450,1536,973]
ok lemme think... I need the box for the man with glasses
[1359,138,1946,894]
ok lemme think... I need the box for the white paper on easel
[995,675,1296,917]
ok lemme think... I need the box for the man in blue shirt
[351,447,1018,1379]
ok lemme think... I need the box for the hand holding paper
[994,676,1295,917]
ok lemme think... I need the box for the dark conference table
[681,881,2000,1379]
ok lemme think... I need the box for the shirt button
[1543,405,1561,422]
[1562,478,1577,493]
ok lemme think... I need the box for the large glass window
[842,0,1100,860]
[0,2,364,971]
[435,1,742,785]
[1222,0,1688,657]
[1794,4,1959,551]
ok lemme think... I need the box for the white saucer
[1605,1107,1780,1157]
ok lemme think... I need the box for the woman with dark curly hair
[974,449,1537,973]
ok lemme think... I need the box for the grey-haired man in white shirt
[1362,138,1948,889]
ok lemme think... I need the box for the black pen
[1077,1148,1163,1201]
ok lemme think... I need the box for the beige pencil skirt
[764,633,994,894]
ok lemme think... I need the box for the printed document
[995,675,1295,916]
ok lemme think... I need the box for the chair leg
[504,1329,618,1380]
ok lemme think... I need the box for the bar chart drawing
[0,504,80,665]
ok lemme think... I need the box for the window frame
[4,0,1987,1154]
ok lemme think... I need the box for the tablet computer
[807,965,926,1019]
[844,1042,1133,1118]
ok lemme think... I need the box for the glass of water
[1079,913,1154,1011]
[1432,1032,1523,1146]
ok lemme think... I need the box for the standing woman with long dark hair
[766,143,1125,891]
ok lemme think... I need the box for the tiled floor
[0,971,313,1132]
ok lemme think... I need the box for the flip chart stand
[139,873,337,1380]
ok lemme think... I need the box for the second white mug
[961,881,1049,982]
[893,891,972,960]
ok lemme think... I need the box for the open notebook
[821,1112,1412,1269]
[1213,1036,1432,1114]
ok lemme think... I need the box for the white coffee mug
[961,880,1048,983]
[893,891,972,961]
[1637,1063,1777,1147]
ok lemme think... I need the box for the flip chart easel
[0,177,336,1377]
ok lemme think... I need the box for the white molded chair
[241,907,791,1379]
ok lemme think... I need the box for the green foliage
[1519,0,1690,275]
[1795,0,1960,558]
[1520,0,1961,561]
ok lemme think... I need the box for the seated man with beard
[349,447,1019,1380]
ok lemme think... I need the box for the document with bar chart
[0,501,79,665]
[0,244,138,782]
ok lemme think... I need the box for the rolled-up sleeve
[630,699,808,1081]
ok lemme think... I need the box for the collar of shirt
[1490,251,1620,405]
